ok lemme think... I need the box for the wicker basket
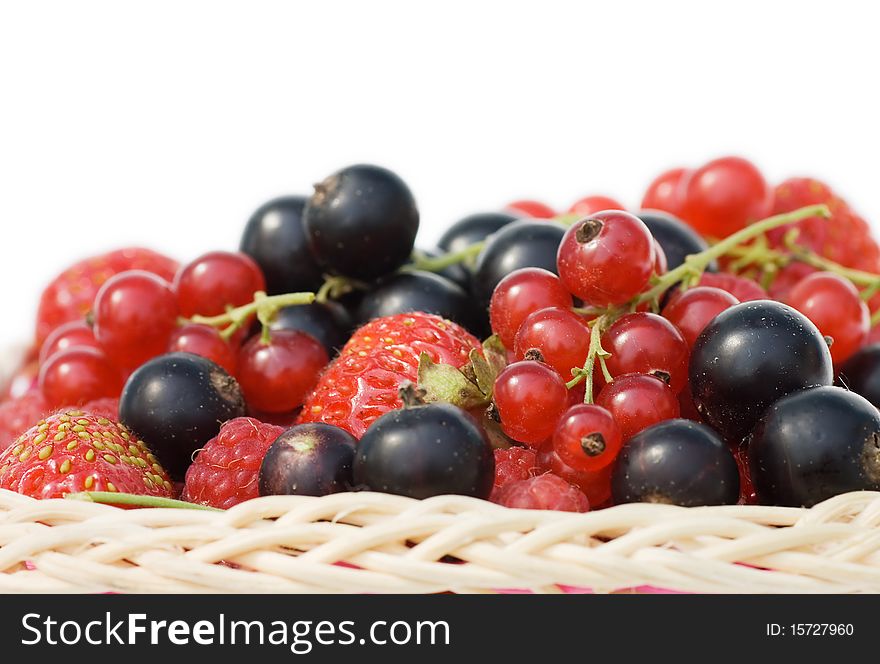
[2,488,880,593]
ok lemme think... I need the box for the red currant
[93,270,180,370]
[493,361,568,446]
[513,307,591,379]
[173,251,266,318]
[767,261,818,301]
[662,286,739,347]
[567,195,624,216]
[237,329,328,413]
[640,167,689,215]
[679,156,772,238]
[556,210,655,306]
[38,320,100,365]
[536,440,613,507]
[38,347,123,408]
[595,373,679,440]
[652,239,668,276]
[602,313,689,392]
[505,200,555,219]
[785,272,869,364]
[489,268,572,348]
[552,404,622,472]
[168,324,238,375]
[697,271,767,302]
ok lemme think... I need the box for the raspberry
[0,411,173,499]
[697,272,767,302]
[182,417,285,509]
[489,446,537,501]
[0,390,50,451]
[493,473,590,512]
[78,397,120,421]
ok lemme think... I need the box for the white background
[1,0,879,352]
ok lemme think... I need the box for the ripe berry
[602,313,689,393]
[838,344,880,409]
[489,268,573,348]
[690,301,833,441]
[173,251,266,318]
[493,361,568,446]
[611,419,739,506]
[437,211,519,254]
[353,398,494,499]
[119,352,247,480]
[505,200,555,218]
[490,446,538,497]
[76,397,120,421]
[39,347,123,410]
[267,301,351,356]
[0,411,173,499]
[38,321,100,365]
[556,210,655,306]
[259,423,357,497]
[641,167,690,216]
[552,404,623,472]
[679,156,772,238]
[93,270,179,370]
[595,373,680,440]
[785,272,869,364]
[303,164,419,280]
[168,324,238,376]
[472,220,567,305]
[637,210,713,271]
[513,307,591,379]
[240,196,324,295]
[0,390,50,450]
[181,417,284,509]
[494,474,590,512]
[749,386,880,507]
[536,441,613,507]
[696,272,767,302]
[237,330,328,413]
[661,286,739,347]
[568,195,624,216]
[767,261,818,301]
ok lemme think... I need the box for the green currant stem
[66,491,223,511]
[189,290,316,341]
[406,242,485,273]
[315,275,365,304]
[566,314,614,403]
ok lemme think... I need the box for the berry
[38,347,124,409]
[661,286,739,347]
[679,156,772,238]
[513,307,590,379]
[749,386,880,507]
[640,167,689,216]
[173,251,265,318]
[267,301,352,356]
[237,330,328,413]
[491,446,538,495]
[0,411,173,499]
[240,196,324,295]
[168,324,238,375]
[505,200,555,218]
[595,373,680,440]
[472,220,567,306]
[119,352,247,480]
[689,301,833,441]
[303,164,419,280]
[353,398,494,499]
[652,239,668,275]
[355,271,481,335]
[785,272,869,364]
[568,195,624,216]
[36,248,178,345]
[767,261,818,301]
[536,441,613,507]
[637,210,714,271]
[556,211,655,306]
[38,320,100,365]
[493,361,568,446]
[611,419,739,506]
[77,397,120,421]
[494,474,590,512]
[259,423,357,497]
[182,417,284,509]
[489,268,573,348]
[437,212,519,254]
[696,271,767,302]
[0,390,50,450]
[552,404,623,472]
[298,313,480,438]
[602,313,689,393]
[93,270,180,370]
[838,344,880,409]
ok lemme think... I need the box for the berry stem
[188,290,316,340]
[66,491,223,511]
[566,313,613,403]
[407,242,485,273]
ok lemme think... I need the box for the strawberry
[36,247,179,345]
[298,313,481,438]
[0,410,173,499]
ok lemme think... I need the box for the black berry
[637,210,717,272]
[837,344,880,409]
[437,211,519,254]
[267,301,351,355]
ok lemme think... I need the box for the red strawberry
[182,417,284,509]
[0,411,173,499]
[36,247,179,345]
[0,390,51,451]
[298,313,480,438]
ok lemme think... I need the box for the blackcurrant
[748,386,880,507]
[611,419,739,506]
[637,210,717,272]
[353,397,494,499]
[119,352,247,480]
[303,164,419,281]
[437,211,519,254]
[837,344,880,409]
[267,301,351,355]
[472,220,567,306]
[259,423,357,497]
[689,301,833,442]
[240,196,324,295]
